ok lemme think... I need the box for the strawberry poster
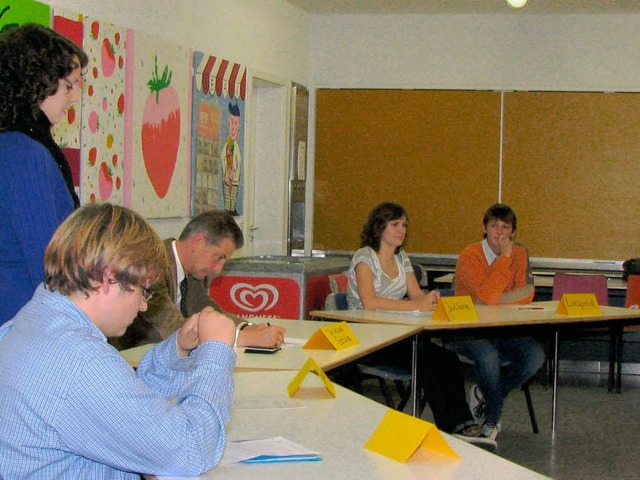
[78,17,126,205]
[191,51,247,216]
[51,9,84,197]
[126,31,191,217]
[52,10,84,151]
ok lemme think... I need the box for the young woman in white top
[346,202,439,311]
[345,202,496,451]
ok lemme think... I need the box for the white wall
[309,13,640,91]
[44,0,310,83]
[41,0,310,247]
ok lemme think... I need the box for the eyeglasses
[107,279,154,302]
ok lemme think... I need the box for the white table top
[310,301,640,332]
[156,371,551,480]
[120,319,422,370]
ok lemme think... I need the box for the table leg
[411,333,419,417]
[616,326,623,394]
[607,327,617,393]
[552,330,559,439]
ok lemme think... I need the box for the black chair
[324,292,415,412]
[324,291,348,310]
[323,264,427,412]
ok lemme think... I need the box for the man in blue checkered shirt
[0,203,237,479]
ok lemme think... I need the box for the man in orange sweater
[447,203,544,444]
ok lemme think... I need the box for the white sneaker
[452,428,497,452]
[468,384,486,424]
[480,422,501,442]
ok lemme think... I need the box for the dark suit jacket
[110,238,227,350]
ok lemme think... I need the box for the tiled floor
[351,367,640,480]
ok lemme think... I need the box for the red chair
[624,275,640,309]
[305,275,331,319]
[617,275,640,392]
[552,273,609,306]
[323,274,348,310]
[328,273,348,294]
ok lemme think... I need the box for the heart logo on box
[230,283,279,313]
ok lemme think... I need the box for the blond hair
[44,203,167,296]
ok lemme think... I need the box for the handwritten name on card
[556,293,602,316]
[303,321,360,350]
[432,296,479,322]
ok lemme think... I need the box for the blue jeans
[445,336,545,425]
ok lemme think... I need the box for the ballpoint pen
[518,306,545,310]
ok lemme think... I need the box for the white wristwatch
[234,321,253,348]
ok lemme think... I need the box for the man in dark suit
[110,210,285,350]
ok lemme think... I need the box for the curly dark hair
[359,202,409,253]
[0,23,88,129]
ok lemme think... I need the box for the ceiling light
[506,0,527,8]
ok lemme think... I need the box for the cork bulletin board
[314,89,640,261]
[313,89,501,256]
[501,91,640,261]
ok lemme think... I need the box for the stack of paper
[221,436,322,465]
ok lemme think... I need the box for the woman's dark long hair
[359,202,409,253]
[0,23,88,129]
[0,24,88,208]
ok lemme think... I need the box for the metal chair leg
[394,380,410,412]
[376,378,395,408]
[522,381,539,434]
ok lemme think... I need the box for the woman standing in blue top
[346,202,496,450]
[0,24,88,324]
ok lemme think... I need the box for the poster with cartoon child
[191,51,246,216]
[221,102,242,215]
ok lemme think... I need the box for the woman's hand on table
[418,290,441,312]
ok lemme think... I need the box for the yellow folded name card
[556,293,601,316]
[287,357,336,398]
[303,321,360,350]
[365,409,459,463]
[432,296,479,322]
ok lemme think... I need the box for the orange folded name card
[365,409,459,463]
[556,293,601,316]
[432,296,479,322]
[303,321,360,350]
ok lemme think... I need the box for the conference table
[152,371,551,480]
[310,301,640,437]
[121,318,421,374]
[432,273,627,290]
